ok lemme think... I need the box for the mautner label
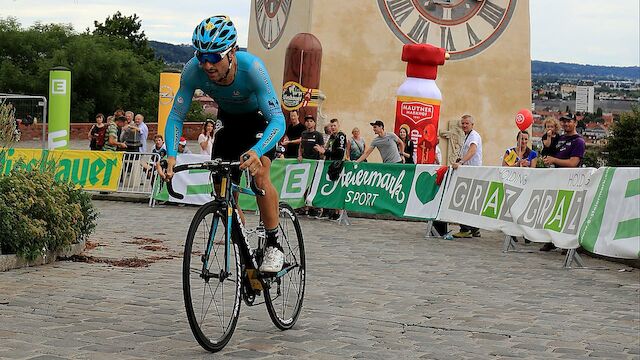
[401,101,434,122]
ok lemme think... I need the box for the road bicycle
[161,158,306,352]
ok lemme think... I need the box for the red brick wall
[18,122,205,141]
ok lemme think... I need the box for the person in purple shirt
[543,114,585,169]
[540,113,585,252]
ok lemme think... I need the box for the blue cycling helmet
[192,15,237,53]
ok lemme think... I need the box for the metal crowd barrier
[117,152,160,207]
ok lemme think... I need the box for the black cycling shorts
[212,109,276,183]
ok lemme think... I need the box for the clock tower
[248,0,531,164]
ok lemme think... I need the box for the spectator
[135,114,149,153]
[543,114,585,168]
[125,111,134,126]
[398,124,415,164]
[281,110,306,158]
[502,130,538,168]
[298,115,324,161]
[102,115,128,151]
[434,144,442,165]
[346,127,366,161]
[314,118,347,220]
[178,136,193,154]
[297,114,324,217]
[322,123,331,147]
[88,113,107,151]
[198,119,215,155]
[151,134,167,158]
[541,117,561,158]
[540,114,585,252]
[120,115,142,153]
[356,120,404,164]
[452,114,483,238]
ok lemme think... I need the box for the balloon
[515,109,533,131]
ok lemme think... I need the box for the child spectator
[541,117,560,158]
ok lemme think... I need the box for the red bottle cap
[402,44,446,80]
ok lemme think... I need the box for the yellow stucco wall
[248,0,531,165]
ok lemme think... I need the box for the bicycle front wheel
[183,202,241,352]
[264,202,306,330]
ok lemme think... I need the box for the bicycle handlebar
[159,157,265,200]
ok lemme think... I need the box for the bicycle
[160,158,306,352]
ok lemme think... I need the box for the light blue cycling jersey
[164,51,285,158]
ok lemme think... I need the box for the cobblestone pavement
[1,200,638,359]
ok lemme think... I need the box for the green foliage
[0,15,163,122]
[582,146,605,168]
[92,11,154,60]
[0,101,20,147]
[186,100,207,123]
[0,165,98,260]
[604,106,640,166]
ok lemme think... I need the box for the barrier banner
[307,161,445,219]
[153,154,212,204]
[579,167,640,259]
[0,148,123,191]
[153,157,318,209]
[438,166,595,248]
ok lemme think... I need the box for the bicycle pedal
[246,269,263,291]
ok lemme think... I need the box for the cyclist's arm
[165,62,197,158]
[248,58,285,158]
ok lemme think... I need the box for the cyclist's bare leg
[255,156,279,230]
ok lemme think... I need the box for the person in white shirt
[198,119,215,155]
[134,114,149,153]
[452,114,483,238]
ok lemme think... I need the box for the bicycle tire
[264,202,306,330]
[183,202,242,352]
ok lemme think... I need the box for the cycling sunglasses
[195,47,233,64]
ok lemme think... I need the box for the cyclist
[158,15,285,273]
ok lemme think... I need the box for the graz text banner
[1,148,123,191]
[307,161,445,220]
[438,166,595,249]
[579,167,640,259]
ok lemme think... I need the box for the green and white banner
[438,166,595,249]
[307,161,446,219]
[153,157,318,209]
[579,167,640,259]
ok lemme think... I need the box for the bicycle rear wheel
[183,202,241,352]
[264,202,306,330]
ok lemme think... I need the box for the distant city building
[576,85,595,113]
[560,84,576,98]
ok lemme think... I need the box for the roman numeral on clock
[387,0,414,26]
[466,23,481,47]
[440,26,456,51]
[408,17,431,43]
[281,0,291,14]
[477,0,506,29]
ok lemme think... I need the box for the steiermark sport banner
[153,157,318,208]
[579,167,640,259]
[438,166,595,248]
[0,148,123,191]
[307,161,446,219]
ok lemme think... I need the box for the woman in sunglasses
[158,15,286,273]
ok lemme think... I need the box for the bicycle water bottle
[394,44,447,164]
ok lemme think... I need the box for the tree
[92,12,154,60]
[0,17,163,122]
[604,106,640,166]
[596,107,603,117]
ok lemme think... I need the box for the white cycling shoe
[259,246,284,273]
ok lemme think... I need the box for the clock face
[255,0,292,49]
[378,0,517,60]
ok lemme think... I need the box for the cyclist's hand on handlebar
[157,156,176,181]
[240,150,261,176]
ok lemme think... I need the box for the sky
[2,0,639,67]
